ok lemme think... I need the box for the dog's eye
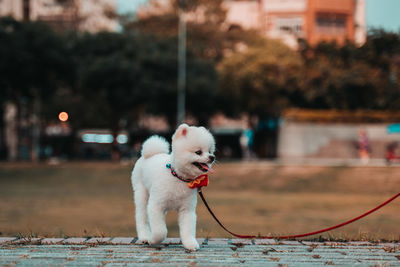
[195,150,202,155]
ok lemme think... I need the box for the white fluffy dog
[131,124,216,251]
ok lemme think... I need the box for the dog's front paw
[182,239,200,251]
[136,239,149,245]
[149,232,166,245]
[137,233,151,245]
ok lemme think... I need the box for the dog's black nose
[209,155,215,162]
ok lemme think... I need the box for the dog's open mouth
[192,162,210,173]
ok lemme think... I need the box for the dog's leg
[178,209,199,251]
[147,200,167,245]
[134,182,151,243]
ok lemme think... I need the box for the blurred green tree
[0,17,73,103]
[48,31,217,131]
[219,39,303,118]
[361,29,400,109]
[124,0,262,63]
[298,32,400,110]
[0,17,73,159]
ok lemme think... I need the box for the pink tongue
[200,163,213,174]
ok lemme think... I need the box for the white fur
[131,124,215,251]
[141,136,170,159]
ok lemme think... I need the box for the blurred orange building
[225,0,366,48]
[0,0,117,32]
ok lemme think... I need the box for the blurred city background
[0,0,399,163]
[1,0,400,239]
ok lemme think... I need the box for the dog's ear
[173,123,189,140]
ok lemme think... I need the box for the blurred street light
[82,133,113,144]
[177,0,187,125]
[116,133,129,144]
[58,111,69,122]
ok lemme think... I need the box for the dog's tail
[141,135,170,159]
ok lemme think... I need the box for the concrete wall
[0,0,23,19]
[224,0,261,30]
[278,121,400,159]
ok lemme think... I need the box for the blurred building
[136,0,169,18]
[136,0,366,48]
[0,0,118,32]
[225,0,366,48]
[278,109,400,161]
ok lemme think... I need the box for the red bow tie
[187,174,209,189]
[167,164,210,190]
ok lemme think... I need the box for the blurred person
[239,128,254,160]
[386,142,400,165]
[239,130,249,159]
[4,102,18,161]
[357,129,370,165]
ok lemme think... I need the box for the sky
[117,0,400,32]
[117,0,147,15]
[366,0,400,32]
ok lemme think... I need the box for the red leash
[198,190,400,239]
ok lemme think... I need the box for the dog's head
[171,124,216,179]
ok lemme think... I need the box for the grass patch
[0,161,399,241]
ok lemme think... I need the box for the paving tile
[85,237,112,244]
[280,240,301,245]
[348,241,373,246]
[377,242,400,248]
[0,237,17,244]
[41,238,65,244]
[0,238,399,266]
[63,237,88,244]
[230,238,254,245]
[13,238,42,244]
[163,238,181,244]
[207,238,229,245]
[110,237,136,244]
[253,238,277,245]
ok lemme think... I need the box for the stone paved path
[1,237,399,266]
